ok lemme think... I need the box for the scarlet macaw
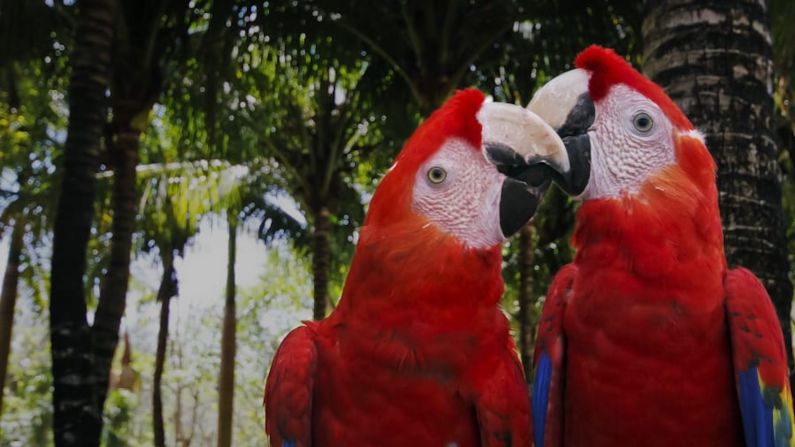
[264,89,563,447]
[518,45,795,447]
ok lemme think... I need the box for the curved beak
[476,101,566,237]
[527,68,594,196]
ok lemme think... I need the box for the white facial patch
[412,138,505,249]
[583,84,676,199]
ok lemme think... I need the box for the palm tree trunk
[174,381,184,446]
[217,213,237,447]
[91,101,142,432]
[153,249,176,447]
[312,206,331,320]
[49,0,113,444]
[0,216,24,416]
[517,223,536,384]
[643,0,795,380]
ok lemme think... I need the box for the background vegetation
[0,0,793,445]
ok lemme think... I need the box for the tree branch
[400,2,425,77]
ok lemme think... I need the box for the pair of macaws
[264,46,795,447]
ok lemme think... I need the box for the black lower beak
[499,176,548,238]
[555,134,591,196]
[486,142,551,237]
[552,92,594,196]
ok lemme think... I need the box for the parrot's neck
[572,153,726,282]
[324,221,506,371]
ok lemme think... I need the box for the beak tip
[524,68,594,197]
[499,178,543,238]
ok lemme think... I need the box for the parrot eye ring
[632,112,654,133]
[427,166,448,185]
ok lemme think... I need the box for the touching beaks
[471,69,596,241]
[526,68,594,197]
[476,102,564,237]
[477,102,569,175]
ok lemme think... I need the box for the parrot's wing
[726,267,795,447]
[264,324,318,447]
[532,264,576,447]
[473,346,533,446]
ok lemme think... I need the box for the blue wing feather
[531,264,575,447]
[738,367,775,447]
[532,352,552,447]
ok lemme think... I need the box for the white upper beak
[527,68,591,131]
[476,101,569,172]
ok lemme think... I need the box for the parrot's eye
[632,112,654,133]
[427,166,448,185]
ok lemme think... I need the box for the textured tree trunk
[643,0,794,378]
[49,0,114,444]
[217,213,237,447]
[153,250,176,447]
[312,206,331,320]
[90,101,142,437]
[0,217,23,416]
[517,223,536,384]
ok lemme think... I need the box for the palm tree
[643,0,795,380]
[121,155,249,445]
[0,215,23,415]
[48,1,217,441]
[233,36,384,321]
[0,54,66,416]
[48,0,114,443]
[262,67,376,320]
[316,0,521,116]
[216,210,237,447]
[153,25,307,436]
[91,0,205,419]
[151,239,179,447]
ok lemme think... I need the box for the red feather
[265,324,318,447]
[726,268,789,390]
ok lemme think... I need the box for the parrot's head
[334,89,562,359]
[363,88,561,251]
[523,45,715,201]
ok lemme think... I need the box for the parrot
[505,45,795,446]
[264,88,564,447]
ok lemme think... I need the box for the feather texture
[264,325,318,447]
